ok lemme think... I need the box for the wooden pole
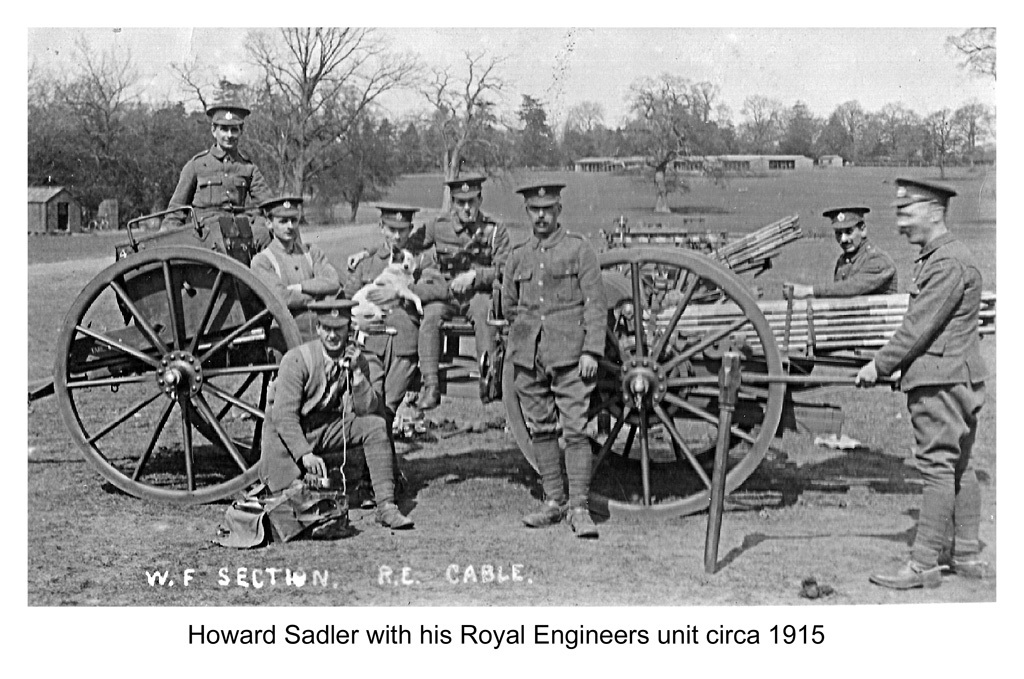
[704,351,741,574]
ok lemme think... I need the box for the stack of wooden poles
[714,215,802,275]
[657,291,996,355]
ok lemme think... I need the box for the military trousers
[259,410,393,499]
[907,382,986,566]
[419,291,495,380]
[364,341,418,420]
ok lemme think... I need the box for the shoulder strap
[261,248,282,278]
[299,343,316,375]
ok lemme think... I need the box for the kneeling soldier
[258,299,413,529]
[503,183,607,538]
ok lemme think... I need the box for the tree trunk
[654,167,670,214]
[349,201,359,223]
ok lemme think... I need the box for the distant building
[573,154,813,173]
[28,186,83,234]
[818,154,844,168]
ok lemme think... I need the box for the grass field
[26,165,997,607]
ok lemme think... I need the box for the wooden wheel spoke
[188,269,225,355]
[211,371,259,420]
[664,376,719,389]
[653,404,712,489]
[652,274,700,360]
[593,407,629,471]
[72,325,162,370]
[204,381,265,421]
[132,399,175,481]
[630,262,647,358]
[109,279,170,356]
[204,364,281,378]
[162,261,183,351]
[662,316,750,373]
[622,424,637,458]
[586,391,621,419]
[197,308,272,364]
[178,395,196,492]
[662,392,758,446]
[86,389,164,444]
[192,394,250,473]
[637,404,652,505]
[66,373,158,390]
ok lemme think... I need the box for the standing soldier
[503,183,606,538]
[161,100,273,252]
[787,207,898,298]
[856,179,988,588]
[343,206,447,421]
[258,299,413,530]
[415,174,511,409]
[250,196,341,341]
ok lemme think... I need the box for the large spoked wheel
[504,248,786,519]
[53,246,301,505]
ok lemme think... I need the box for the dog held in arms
[351,249,423,326]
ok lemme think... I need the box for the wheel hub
[157,350,203,397]
[620,358,668,406]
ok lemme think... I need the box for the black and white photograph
[19,17,1011,671]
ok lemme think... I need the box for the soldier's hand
[788,283,814,299]
[579,354,598,380]
[366,285,398,304]
[301,453,327,478]
[347,250,370,271]
[287,283,302,293]
[855,360,878,387]
[451,270,476,294]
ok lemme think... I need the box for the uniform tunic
[814,240,898,297]
[872,232,987,565]
[259,341,390,494]
[419,211,512,373]
[161,144,272,246]
[502,227,606,442]
[251,239,341,340]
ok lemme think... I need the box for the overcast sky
[27,26,996,129]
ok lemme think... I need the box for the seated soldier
[258,299,413,529]
[415,174,511,409]
[787,207,898,298]
[250,196,341,341]
[343,205,447,421]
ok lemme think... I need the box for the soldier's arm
[814,252,897,297]
[251,253,311,311]
[341,260,368,299]
[160,161,198,229]
[347,354,380,416]
[302,247,342,297]
[502,252,520,323]
[578,244,607,358]
[873,260,965,376]
[271,352,314,461]
[410,247,450,303]
[247,165,272,206]
[475,223,511,291]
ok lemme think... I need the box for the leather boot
[375,502,414,530]
[522,500,564,528]
[565,504,599,539]
[416,379,441,410]
[869,561,942,590]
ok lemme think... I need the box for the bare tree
[925,109,958,179]
[563,101,605,136]
[739,94,785,153]
[423,51,505,210]
[952,100,994,162]
[947,28,996,80]
[236,28,417,195]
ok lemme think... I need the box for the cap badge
[224,111,234,120]
[461,183,470,192]
[896,187,907,198]
[283,201,291,209]
[331,310,340,318]
[537,187,546,197]
[836,212,845,222]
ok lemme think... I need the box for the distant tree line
[28,29,996,225]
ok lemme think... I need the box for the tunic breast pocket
[513,267,534,303]
[197,177,223,203]
[551,260,581,303]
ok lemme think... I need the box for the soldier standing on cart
[161,100,273,253]
[787,207,898,298]
[856,179,988,588]
[250,196,341,341]
[415,174,511,409]
[503,183,607,538]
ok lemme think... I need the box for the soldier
[503,183,606,538]
[161,100,272,250]
[415,174,512,409]
[258,299,413,529]
[856,179,988,588]
[343,206,447,421]
[250,196,341,341]
[787,207,898,298]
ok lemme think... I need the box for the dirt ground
[26,221,997,607]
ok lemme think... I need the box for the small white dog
[351,249,423,325]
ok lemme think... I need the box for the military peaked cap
[206,102,251,127]
[822,207,870,228]
[259,196,303,218]
[445,174,487,200]
[376,204,419,229]
[892,178,958,207]
[516,182,565,208]
[308,299,356,328]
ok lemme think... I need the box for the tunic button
[538,281,543,287]
[539,297,544,303]
[540,263,544,269]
